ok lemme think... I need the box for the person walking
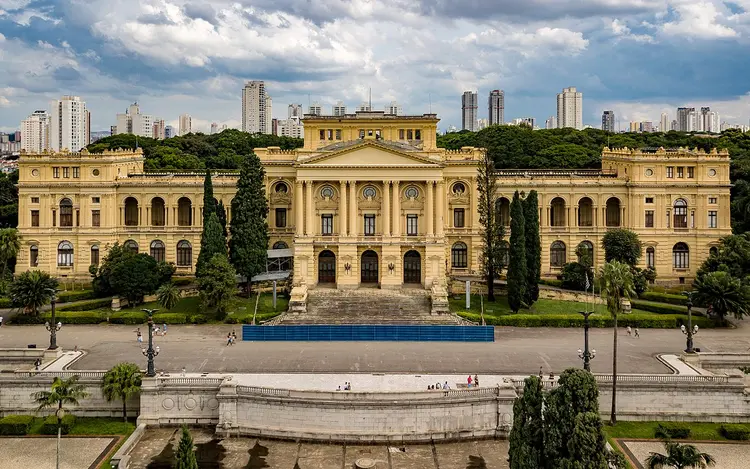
[634,327,640,338]
[474,374,479,387]
[626,326,632,336]
[162,323,167,336]
[467,375,473,387]
[0,315,3,327]
[135,328,142,344]
[226,333,232,346]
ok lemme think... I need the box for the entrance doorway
[403,250,421,284]
[318,250,336,284]
[361,250,379,284]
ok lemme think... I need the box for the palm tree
[156,282,181,311]
[9,270,59,315]
[102,363,142,422]
[599,260,635,425]
[646,440,716,469]
[0,228,20,280]
[694,271,750,324]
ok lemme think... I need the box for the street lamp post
[577,311,597,371]
[681,292,699,353]
[44,289,62,350]
[141,309,160,377]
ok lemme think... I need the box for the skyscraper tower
[488,90,504,125]
[601,110,615,132]
[242,81,272,134]
[49,95,88,152]
[556,87,583,130]
[461,91,478,131]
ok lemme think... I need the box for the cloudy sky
[2,0,750,133]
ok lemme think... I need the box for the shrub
[152,312,187,324]
[640,291,688,306]
[255,312,282,322]
[40,414,76,435]
[41,311,103,324]
[655,422,691,439]
[631,300,688,315]
[109,311,147,325]
[10,314,46,324]
[57,298,111,312]
[455,312,715,329]
[721,424,750,440]
[188,314,208,324]
[560,262,591,291]
[0,415,35,435]
[172,277,194,286]
[539,279,563,288]
[0,297,13,308]
[57,290,97,303]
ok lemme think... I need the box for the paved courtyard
[618,440,750,469]
[0,436,118,469]
[1,322,749,374]
[129,428,510,469]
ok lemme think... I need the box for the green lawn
[25,416,136,436]
[604,421,732,441]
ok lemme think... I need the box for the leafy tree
[507,191,527,312]
[9,270,58,315]
[90,243,129,296]
[599,260,635,425]
[602,228,642,266]
[567,412,609,468]
[633,266,657,297]
[197,254,237,317]
[217,200,228,239]
[105,252,173,306]
[196,213,226,278]
[696,233,750,281]
[102,363,142,422]
[694,271,750,323]
[476,149,503,301]
[175,425,198,469]
[523,191,541,305]
[0,170,18,228]
[229,153,269,290]
[32,375,88,423]
[508,376,544,469]
[0,227,20,280]
[156,283,181,310]
[646,440,716,469]
[560,262,592,291]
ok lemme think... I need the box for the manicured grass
[23,416,135,436]
[604,421,731,441]
[450,296,637,317]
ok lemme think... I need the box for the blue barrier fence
[242,324,494,342]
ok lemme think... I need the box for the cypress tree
[508,376,544,469]
[523,190,541,306]
[202,170,216,227]
[477,149,502,301]
[229,153,269,291]
[508,191,527,312]
[217,200,228,240]
[196,213,226,278]
[175,425,198,469]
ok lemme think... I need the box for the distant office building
[641,121,654,133]
[677,107,695,132]
[165,125,175,139]
[602,110,615,132]
[660,113,669,133]
[698,107,720,133]
[277,116,303,139]
[114,102,153,138]
[288,104,304,119]
[49,95,88,152]
[545,116,557,129]
[152,120,166,140]
[241,80,272,134]
[20,110,50,153]
[476,118,489,130]
[461,91,478,131]
[309,102,322,115]
[210,122,218,135]
[629,121,639,132]
[271,118,278,136]
[357,102,372,112]
[671,120,678,131]
[556,87,583,129]
[333,101,347,116]
[511,117,535,128]
[178,114,192,136]
[110,126,116,136]
[488,90,504,125]
[385,101,402,116]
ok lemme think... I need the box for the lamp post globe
[141,309,160,377]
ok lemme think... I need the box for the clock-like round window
[645,168,653,177]
[708,168,717,177]
[453,182,466,194]
[31,169,39,177]
[274,182,288,193]
[405,186,419,199]
[321,186,334,198]
[92,168,100,176]
[363,186,377,198]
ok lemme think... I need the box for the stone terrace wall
[137,376,223,426]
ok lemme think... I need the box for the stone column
[546,207,551,227]
[436,181,445,236]
[392,181,401,236]
[295,180,304,237]
[339,180,348,236]
[382,181,391,236]
[305,180,313,236]
[349,181,358,237]
[426,181,434,236]
[621,206,626,227]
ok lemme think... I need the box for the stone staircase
[279,288,462,325]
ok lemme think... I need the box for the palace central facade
[17,112,731,291]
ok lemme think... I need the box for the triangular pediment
[299,140,441,167]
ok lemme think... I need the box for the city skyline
[2,1,750,133]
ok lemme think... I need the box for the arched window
[709,246,718,257]
[177,240,192,267]
[124,239,139,253]
[150,240,165,262]
[59,198,73,227]
[606,197,621,227]
[124,197,139,226]
[550,241,566,267]
[452,182,466,194]
[57,241,74,266]
[274,182,288,193]
[673,199,688,228]
[30,245,38,267]
[495,197,510,226]
[576,241,594,266]
[90,245,99,266]
[151,197,165,226]
[646,246,655,269]
[499,240,510,266]
[177,197,192,226]
[272,241,288,250]
[451,242,468,268]
[550,197,566,227]
[673,243,689,269]
[578,197,593,227]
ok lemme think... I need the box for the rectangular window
[453,208,465,228]
[407,129,413,140]
[31,210,39,227]
[399,129,405,139]
[687,167,694,178]
[645,197,654,204]
[92,197,100,204]
[63,167,70,178]
[327,129,333,140]
[709,197,717,204]
[415,129,421,140]
[645,210,654,228]
[677,167,684,178]
[91,247,99,266]
[359,129,365,139]
[319,129,325,140]
[31,197,39,204]
[666,166,674,178]
[708,210,717,228]
[72,167,80,178]
[364,214,375,236]
[335,129,342,140]
[52,210,56,227]
[321,214,333,236]
[407,214,418,236]
[92,210,100,227]
[30,247,38,267]
[53,167,60,178]
[275,208,287,228]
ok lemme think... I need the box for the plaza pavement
[0,436,118,469]
[2,322,749,374]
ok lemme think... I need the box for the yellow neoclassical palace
[16,112,731,292]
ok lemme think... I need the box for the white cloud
[465,27,589,57]
[610,18,654,42]
[661,2,738,39]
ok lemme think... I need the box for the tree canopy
[507,191,527,312]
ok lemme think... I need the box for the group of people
[626,326,640,338]
[133,324,167,343]
[226,330,238,345]
[336,382,352,391]
[428,381,451,390]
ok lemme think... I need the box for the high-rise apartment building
[488,90,504,125]
[178,114,192,136]
[114,103,153,138]
[20,110,50,153]
[677,107,695,132]
[545,116,557,129]
[152,120,166,140]
[386,101,402,116]
[49,95,88,152]
[641,121,653,133]
[210,123,218,135]
[660,113,669,133]
[165,125,175,139]
[288,104,304,119]
[241,81,272,134]
[333,101,347,116]
[601,110,615,132]
[357,102,372,112]
[461,91,478,131]
[698,107,720,133]
[309,102,322,115]
[671,120,678,131]
[556,87,583,129]
[476,118,489,131]
[629,121,640,133]
[511,117,535,128]
[277,116,304,139]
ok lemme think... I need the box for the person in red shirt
[467,375,473,387]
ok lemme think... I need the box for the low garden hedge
[57,290,98,303]
[0,415,35,435]
[630,300,689,315]
[172,277,194,286]
[42,311,103,324]
[720,424,750,440]
[0,297,14,308]
[655,422,691,439]
[57,298,111,312]
[152,312,187,324]
[41,414,76,435]
[639,291,688,306]
[10,314,46,324]
[456,312,715,328]
[539,279,563,288]
[109,311,147,325]
[188,314,208,324]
